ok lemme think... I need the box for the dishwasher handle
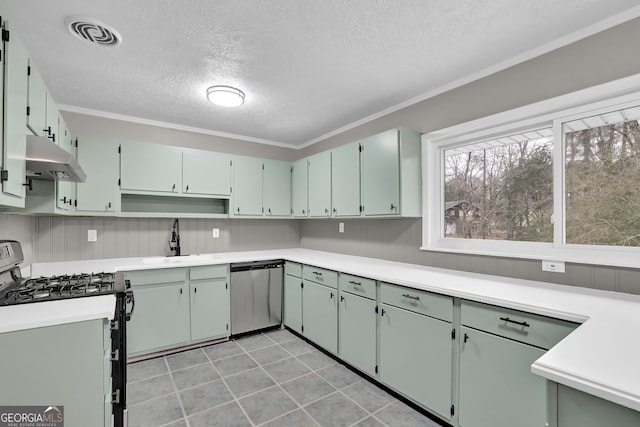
[230,259,284,272]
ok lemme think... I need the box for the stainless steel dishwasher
[230,260,283,335]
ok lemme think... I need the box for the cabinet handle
[194,287,197,294]
[330,292,334,299]
[348,280,362,286]
[268,208,272,214]
[60,196,67,203]
[186,185,189,192]
[340,295,344,302]
[381,308,386,316]
[237,207,240,213]
[402,293,420,301]
[302,209,306,215]
[324,208,329,214]
[312,271,322,276]
[333,208,337,214]
[180,288,183,294]
[499,317,530,328]
[463,333,469,343]
[67,199,73,206]
[390,203,396,211]
[23,179,33,191]
[44,126,51,135]
[108,202,112,208]
[172,184,176,191]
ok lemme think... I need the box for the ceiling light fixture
[206,85,245,107]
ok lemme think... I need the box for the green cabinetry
[231,155,263,216]
[284,262,303,334]
[76,136,119,212]
[292,158,308,217]
[26,59,47,137]
[120,140,182,193]
[338,273,377,376]
[126,268,190,356]
[0,319,112,427]
[182,148,231,196]
[0,16,28,206]
[331,142,361,217]
[307,151,332,217]
[302,265,338,353]
[263,159,292,216]
[189,265,229,342]
[458,300,577,427]
[378,283,454,422]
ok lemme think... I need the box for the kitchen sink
[141,254,219,265]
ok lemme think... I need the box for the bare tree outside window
[444,131,553,242]
[564,107,640,246]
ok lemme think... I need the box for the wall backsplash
[0,214,35,266]
[32,216,300,263]
[299,218,640,295]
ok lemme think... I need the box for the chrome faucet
[168,218,181,256]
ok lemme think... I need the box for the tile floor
[127,329,445,427]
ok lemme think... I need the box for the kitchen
[2,1,640,427]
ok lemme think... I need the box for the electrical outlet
[542,260,565,273]
[87,229,97,242]
[339,222,344,233]
[212,228,220,238]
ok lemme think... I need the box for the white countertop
[26,248,640,413]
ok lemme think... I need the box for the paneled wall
[32,217,300,262]
[300,219,640,295]
[0,214,35,265]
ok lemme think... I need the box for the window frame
[421,74,640,268]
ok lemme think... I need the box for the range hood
[25,135,87,182]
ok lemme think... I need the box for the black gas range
[0,240,134,427]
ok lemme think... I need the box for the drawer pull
[312,271,323,276]
[463,333,469,343]
[402,293,420,301]
[500,317,530,328]
[348,280,362,286]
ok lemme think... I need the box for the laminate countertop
[17,248,640,413]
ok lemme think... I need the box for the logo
[0,405,64,427]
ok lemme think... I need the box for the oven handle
[125,290,135,321]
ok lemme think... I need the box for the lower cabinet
[338,290,376,377]
[302,279,338,354]
[284,266,303,334]
[458,326,545,427]
[379,303,453,421]
[127,265,229,357]
[0,319,112,427]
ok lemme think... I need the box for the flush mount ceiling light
[206,85,245,107]
[65,16,121,47]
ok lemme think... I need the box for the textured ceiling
[1,0,640,147]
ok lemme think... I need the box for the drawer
[461,300,578,350]
[124,268,186,286]
[339,273,376,299]
[303,265,338,288]
[190,264,227,280]
[380,282,453,322]
[285,262,302,278]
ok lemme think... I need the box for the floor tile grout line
[203,341,258,426]
[241,336,323,426]
[164,354,192,427]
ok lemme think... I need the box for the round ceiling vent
[65,16,121,47]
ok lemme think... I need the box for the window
[422,76,640,268]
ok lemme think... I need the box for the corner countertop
[25,248,640,413]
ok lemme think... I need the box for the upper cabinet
[263,159,292,216]
[292,158,308,217]
[230,155,263,216]
[182,148,230,197]
[76,136,119,213]
[331,142,361,217]
[307,151,331,217]
[360,127,421,217]
[0,16,28,207]
[120,140,182,193]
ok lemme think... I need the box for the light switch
[339,223,344,233]
[87,229,97,242]
[212,228,220,238]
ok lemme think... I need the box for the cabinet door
[182,148,231,196]
[331,142,361,217]
[190,278,228,342]
[361,129,400,216]
[76,137,119,212]
[26,61,47,136]
[339,292,376,376]
[292,158,308,217]
[1,26,28,200]
[379,303,452,421]
[263,159,292,216]
[127,283,190,355]
[458,326,546,427]
[45,93,59,144]
[231,156,263,215]
[284,273,303,334]
[302,280,337,354]
[120,140,182,193]
[308,151,331,217]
